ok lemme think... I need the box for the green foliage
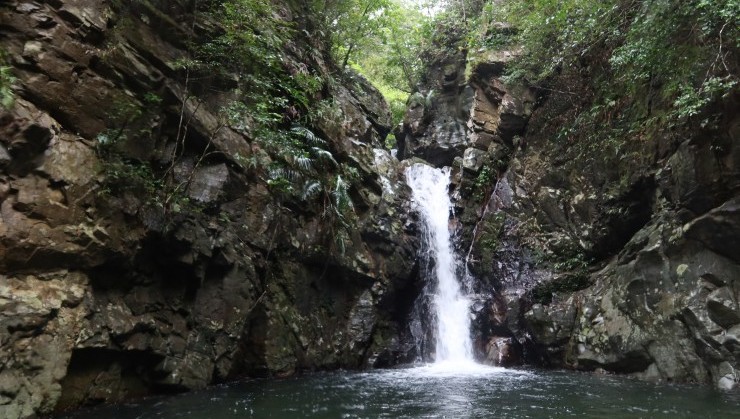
[312,1,489,130]
[313,1,430,129]
[100,159,162,198]
[0,50,15,109]
[495,0,739,128]
[529,244,592,304]
[370,77,409,131]
[472,165,495,201]
[306,99,343,129]
[92,1,378,248]
[384,133,397,150]
[440,0,486,20]
[94,94,197,214]
[93,92,167,185]
[312,0,397,68]
[478,212,506,252]
[101,163,200,220]
[196,0,323,136]
[257,124,359,251]
[355,2,428,91]
[199,0,288,74]
[552,251,589,272]
[186,0,367,252]
[94,96,146,154]
[142,92,162,107]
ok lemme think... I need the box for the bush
[494,0,739,127]
[0,49,15,109]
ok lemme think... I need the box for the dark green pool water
[60,364,740,418]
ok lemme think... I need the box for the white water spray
[406,163,474,364]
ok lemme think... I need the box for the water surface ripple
[61,366,740,418]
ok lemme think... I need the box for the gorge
[0,0,739,418]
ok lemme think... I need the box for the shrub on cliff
[493,0,738,129]
[0,49,14,109]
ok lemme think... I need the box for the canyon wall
[0,1,420,417]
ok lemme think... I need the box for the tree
[353,2,427,93]
[312,0,395,68]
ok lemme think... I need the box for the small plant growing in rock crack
[0,49,15,109]
[531,274,592,305]
[472,165,496,202]
[95,97,153,195]
[478,212,506,253]
[94,91,198,220]
[94,96,147,151]
[528,241,593,305]
[98,159,161,197]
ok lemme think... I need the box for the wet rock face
[0,1,419,416]
[525,199,740,385]
[397,46,534,169]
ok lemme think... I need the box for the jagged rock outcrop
[0,1,419,417]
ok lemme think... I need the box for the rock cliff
[0,1,419,417]
[400,22,740,390]
[518,89,740,389]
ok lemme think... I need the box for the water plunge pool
[60,365,740,418]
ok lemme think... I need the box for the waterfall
[406,163,474,364]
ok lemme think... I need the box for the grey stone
[462,148,488,172]
[707,287,740,328]
[188,164,229,203]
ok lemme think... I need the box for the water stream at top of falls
[406,163,474,365]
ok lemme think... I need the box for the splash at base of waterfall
[416,360,504,376]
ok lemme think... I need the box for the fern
[293,155,316,172]
[0,64,14,109]
[291,125,326,146]
[332,175,354,214]
[269,167,301,182]
[311,147,339,167]
[301,180,323,201]
[335,230,348,255]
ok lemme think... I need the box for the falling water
[406,163,474,364]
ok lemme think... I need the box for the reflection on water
[60,366,740,419]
